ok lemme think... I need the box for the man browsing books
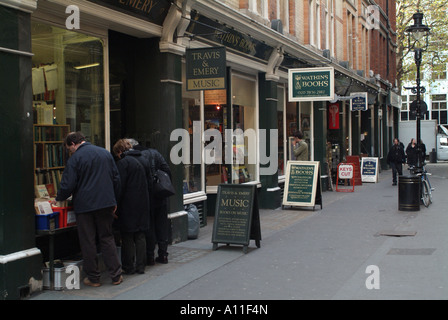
[52,131,123,287]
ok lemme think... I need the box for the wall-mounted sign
[87,0,171,25]
[282,161,322,209]
[361,157,379,183]
[288,67,334,102]
[186,47,227,91]
[328,102,340,129]
[350,92,368,111]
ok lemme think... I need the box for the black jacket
[387,144,406,165]
[406,143,418,166]
[56,142,121,214]
[116,150,151,233]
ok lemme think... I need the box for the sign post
[212,184,261,253]
[282,161,322,210]
[361,157,379,183]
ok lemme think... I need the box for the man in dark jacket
[113,139,151,274]
[55,132,122,287]
[127,139,172,265]
[387,138,406,186]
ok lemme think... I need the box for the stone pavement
[29,162,448,300]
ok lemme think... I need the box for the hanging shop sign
[350,92,368,111]
[288,67,334,102]
[87,0,171,25]
[328,102,340,129]
[186,47,227,91]
[282,161,322,209]
[361,157,379,183]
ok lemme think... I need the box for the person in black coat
[113,139,151,274]
[387,138,406,185]
[127,139,172,265]
[406,138,418,167]
[55,132,122,286]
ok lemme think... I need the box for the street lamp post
[405,12,430,171]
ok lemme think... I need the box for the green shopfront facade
[0,0,395,299]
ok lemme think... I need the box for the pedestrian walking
[387,138,406,186]
[406,138,418,167]
[127,139,172,265]
[54,132,123,287]
[113,139,151,275]
[293,130,309,161]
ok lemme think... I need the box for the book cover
[35,184,50,198]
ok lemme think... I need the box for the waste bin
[430,148,437,163]
[398,175,420,211]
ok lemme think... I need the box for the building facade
[0,0,398,299]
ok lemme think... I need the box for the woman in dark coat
[113,139,151,274]
[406,138,418,167]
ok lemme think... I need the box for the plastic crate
[52,206,75,228]
[35,212,59,231]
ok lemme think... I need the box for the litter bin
[430,148,437,163]
[398,175,420,211]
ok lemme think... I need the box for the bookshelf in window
[33,124,70,197]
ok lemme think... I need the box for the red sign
[328,103,339,129]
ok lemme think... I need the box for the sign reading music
[212,184,261,253]
[186,47,227,91]
[288,67,334,102]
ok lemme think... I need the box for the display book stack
[33,124,74,230]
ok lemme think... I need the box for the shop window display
[31,22,105,146]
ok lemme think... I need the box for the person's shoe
[146,256,155,266]
[112,275,123,285]
[392,182,397,186]
[155,256,168,264]
[83,277,101,287]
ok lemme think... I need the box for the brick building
[0,0,398,298]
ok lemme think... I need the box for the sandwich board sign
[361,157,379,183]
[212,184,261,253]
[282,161,322,210]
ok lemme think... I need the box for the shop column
[258,73,281,209]
[313,101,328,173]
[0,1,43,300]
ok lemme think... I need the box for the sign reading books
[212,184,261,253]
[282,161,322,209]
[350,92,368,111]
[186,47,227,91]
[361,157,379,183]
[288,67,334,102]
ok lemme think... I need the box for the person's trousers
[121,231,146,273]
[146,200,169,258]
[76,207,122,283]
[390,162,403,184]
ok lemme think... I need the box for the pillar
[0,2,43,300]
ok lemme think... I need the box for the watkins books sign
[288,67,334,102]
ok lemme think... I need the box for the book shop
[1,0,396,298]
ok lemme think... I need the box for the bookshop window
[31,22,105,147]
[182,63,202,194]
[204,89,227,187]
[277,85,285,176]
[231,74,257,184]
[299,101,312,160]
